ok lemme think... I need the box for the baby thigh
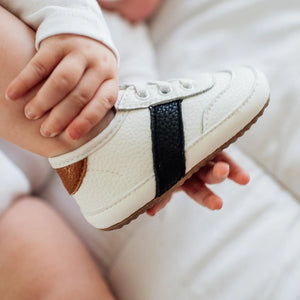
[0,197,115,300]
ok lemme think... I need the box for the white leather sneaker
[49,67,270,230]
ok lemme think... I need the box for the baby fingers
[146,194,172,216]
[182,175,223,210]
[25,53,87,121]
[66,78,118,140]
[197,161,230,184]
[6,45,63,101]
[214,152,250,185]
[40,68,104,137]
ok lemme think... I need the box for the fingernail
[40,128,57,138]
[25,109,37,120]
[5,89,18,100]
[240,173,250,185]
[5,94,12,101]
[68,129,81,140]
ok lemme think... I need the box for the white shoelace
[120,79,194,98]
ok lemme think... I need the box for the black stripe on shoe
[149,100,186,197]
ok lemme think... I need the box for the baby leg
[0,197,115,300]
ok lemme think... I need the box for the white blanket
[150,0,300,199]
[106,1,300,298]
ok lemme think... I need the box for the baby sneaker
[49,67,270,230]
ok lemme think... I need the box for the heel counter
[56,158,88,195]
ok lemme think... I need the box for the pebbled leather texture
[150,100,185,197]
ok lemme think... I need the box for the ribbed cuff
[35,10,119,63]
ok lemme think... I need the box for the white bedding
[1,1,300,299]
[107,1,300,298]
[150,0,300,199]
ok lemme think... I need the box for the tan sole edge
[102,98,270,231]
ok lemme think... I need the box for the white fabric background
[1,1,300,299]
[150,0,300,200]
[106,1,300,298]
[0,149,30,213]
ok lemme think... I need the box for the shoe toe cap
[203,67,270,133]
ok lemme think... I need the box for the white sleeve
[0,151,30,216]
[0,0,118,60]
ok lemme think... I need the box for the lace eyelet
[158,87,172,96]
[135,91,150,100]
[180,82,193,90]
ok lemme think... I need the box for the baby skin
[1,4,249,217]
[0,5,249,300]
[98,0,162,22]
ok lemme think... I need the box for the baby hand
[6,34,118,140]
[147,152,250,216]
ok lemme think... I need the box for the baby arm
[1,0,119,140]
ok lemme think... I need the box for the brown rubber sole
[103,98,270,231]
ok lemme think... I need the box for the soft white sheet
[0,149,30,214]
[150,0,300,199]
[108,147,300,300]
[107,1,300,298]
